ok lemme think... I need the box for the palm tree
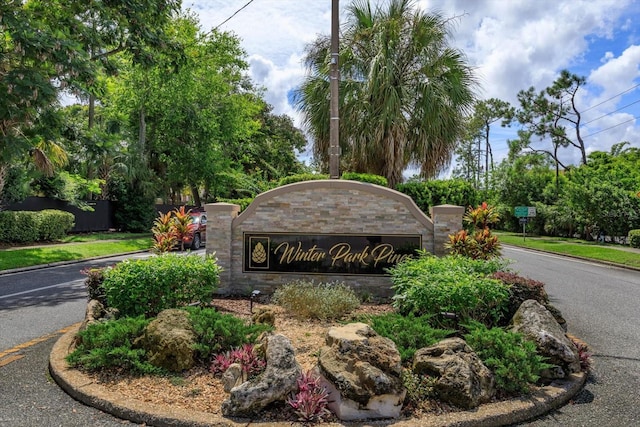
[296,0,478,188]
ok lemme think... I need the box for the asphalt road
[503,246,640,426]
[0,247,638,426]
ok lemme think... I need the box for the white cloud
[186,0,640,166]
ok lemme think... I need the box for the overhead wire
[214,0,255,30]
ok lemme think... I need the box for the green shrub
[271,280,360,320]
[184,306,272,362]
[0,211,13,242]
[10,211,40,243]
[389,254,509,326]
[396,179,479,215]
[341,172,388,186]
[217,197,254,211]
[401,368,437,406]
[102,254,220,318]
[37,209,75,240]
[464,321,550,395]
[629,229,640,248]
[362,312,452,362]
[278,173,329,186]
[66,316,161,375]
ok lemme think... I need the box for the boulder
[412,337,495,409]
[137,309,196,372]
[251,306,276,327]
[510,299,580,377]
[222,333,301,417]
[317,323,405,420]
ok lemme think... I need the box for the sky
[183,0,640,171]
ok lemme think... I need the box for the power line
[582,82,640,113]
[582,98,640,126]
[582,115,639,139]
[214,0,255,30]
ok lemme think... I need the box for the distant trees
[297,0,477,188]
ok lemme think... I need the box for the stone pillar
[430,204,465,256]
[204,203,240,288]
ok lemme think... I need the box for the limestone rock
[413,337,495,409]
[222,333,301,417]
[317,323,405,420]
[251,306,276,327]
[222,363,244,393]
[138,309,196,372]
[510,299,580,377]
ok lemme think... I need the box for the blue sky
[186,0,640,170]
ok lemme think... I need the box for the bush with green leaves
[0,211,39,243]
[389,253,509,326]
[401,368,437,407]
[341,172,388,186]
[184,306,272,362]
[396,179,479,215]
[271,280,360,320]
[218,197,254,212]
[37,209,75,240]
[463,321,550,395]
[629,229,640,248]
[102,254,220,318]
[278,173,329,186]
[361,312,452,362]
[66,316,161,375]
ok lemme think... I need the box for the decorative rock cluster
[77,298,583,420]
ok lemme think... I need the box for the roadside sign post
[515,206,536,241]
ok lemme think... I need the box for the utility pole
[329,0,340,178]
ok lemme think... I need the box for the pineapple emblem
[252,242,267,264]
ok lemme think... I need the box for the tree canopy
[296,0,478,188]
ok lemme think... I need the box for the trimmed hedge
[341,172,388,186]
[629,229,640,248]
[0,209,75,243]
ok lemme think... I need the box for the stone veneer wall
[205,180,463,299]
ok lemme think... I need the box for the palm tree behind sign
[296,0,478,188]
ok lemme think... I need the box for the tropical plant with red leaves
[286,370,331,422]
[446,202,501,259]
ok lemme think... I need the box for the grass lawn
[497,232,640,269]
[0,233,152,271]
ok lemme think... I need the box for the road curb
[0,250,149,276]
[502,244,640,272]
[50,324,587,427]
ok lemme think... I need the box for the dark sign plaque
[243,233,421,275]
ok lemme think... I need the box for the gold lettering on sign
[371,244,412,267]
[274,242,326,264]
[329,243,370,267]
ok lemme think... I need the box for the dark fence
[4,197,200,233]
[4,197,116,232]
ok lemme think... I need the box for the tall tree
[296,0,477,188]
[514,70,588,190]
[0,0,181,202]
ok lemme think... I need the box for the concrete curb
[50,324,587,427]
[0,250,149,276]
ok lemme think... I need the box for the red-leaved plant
[209,344,266,380]
[446,202,501,260]
[569,336,593,372]
[286,370,332,422]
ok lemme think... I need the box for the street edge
[49,324,587,427]
[502,243,640,272]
